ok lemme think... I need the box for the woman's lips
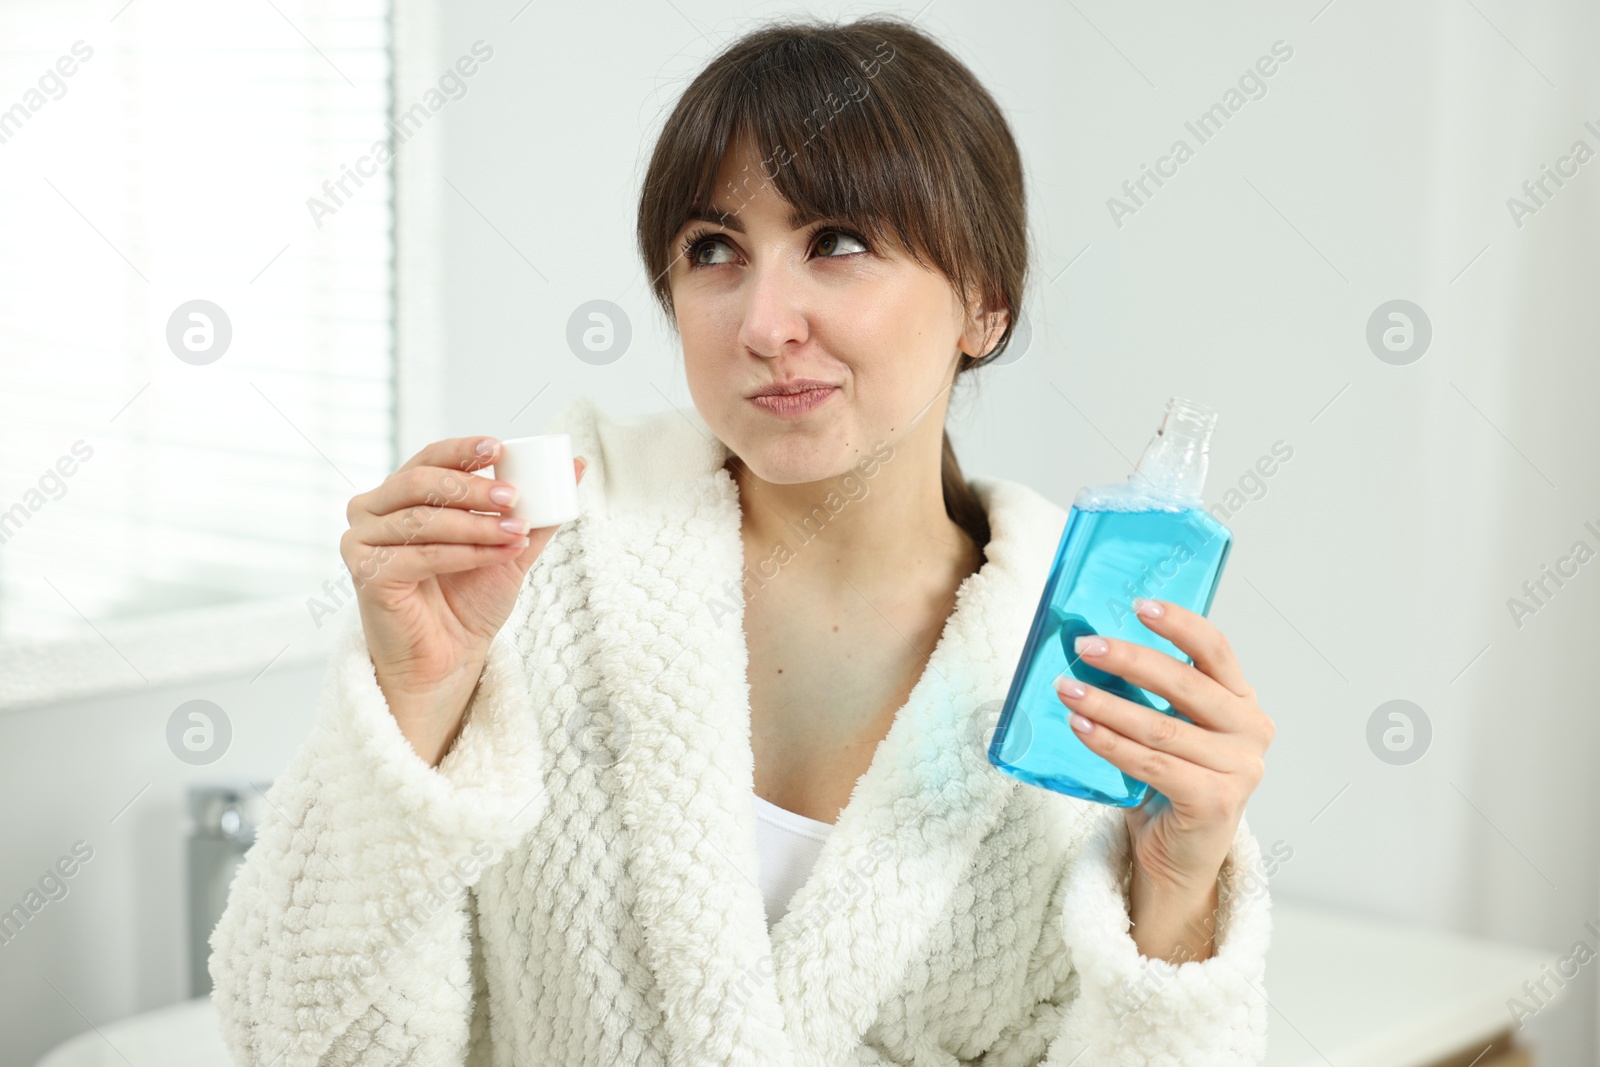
[747,385,839,417]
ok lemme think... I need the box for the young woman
[211,16,1276,1066]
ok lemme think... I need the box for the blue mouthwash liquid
[989,397,1233,807]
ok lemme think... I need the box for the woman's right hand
[339,436,586,766]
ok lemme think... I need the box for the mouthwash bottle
[988,397,1233,807]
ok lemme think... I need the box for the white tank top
[751,793,835,929]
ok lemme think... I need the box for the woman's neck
[725,446,982,608]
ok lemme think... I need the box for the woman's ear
[960,303,1010,359]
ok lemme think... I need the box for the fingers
[353,463,519,523]
[1055,675,1244,776]
[1059,601,1274,804]
[1057,696,1221,810]
[354,456,557,546]
[351,501,534,550]
[340,438,588,586]
[396,435,501,476]
[356,445,588,522]
[1071,626,1244,734]
[1131,599,1252,698]
[339,532,532,586]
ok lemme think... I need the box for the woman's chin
[726,443,851,487]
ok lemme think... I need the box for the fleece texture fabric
[208,395,1273,1067]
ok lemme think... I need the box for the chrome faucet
[186,782,271,997]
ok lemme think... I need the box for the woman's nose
[736,256,810,356]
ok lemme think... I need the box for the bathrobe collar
[550,395,1068,1067]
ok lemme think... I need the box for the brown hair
[635,15,1028,551]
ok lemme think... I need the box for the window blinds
[0,0,395,642]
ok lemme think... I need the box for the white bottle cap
[492,433,580,528]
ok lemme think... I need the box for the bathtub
[33,996,230,1066]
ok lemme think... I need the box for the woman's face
[668,142,1002,486]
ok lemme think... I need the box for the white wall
[4,0,1597,1063]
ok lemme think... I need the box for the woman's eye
[680,226,867,270]
[687,234,734,267]
[815,230,867,258]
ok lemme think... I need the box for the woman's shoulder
[955,475,1070,603]
[967,475,1070,533]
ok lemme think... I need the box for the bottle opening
[1158,397,1218,441]
[1127,396,1216,504]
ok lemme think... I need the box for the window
[0,0,394,704]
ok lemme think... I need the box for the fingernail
[476,438,498,457]
[1075,635,1108,657]
[1133,597,1164,619]
[1070,713,1094,733]
[499,517,531,534]
[489,485,518,506]
[1056,677,1086,699]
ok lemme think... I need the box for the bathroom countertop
[1263,900,1560,1066]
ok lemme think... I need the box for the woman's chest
[742,595,951,825]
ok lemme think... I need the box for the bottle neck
[1129,397,1216,503]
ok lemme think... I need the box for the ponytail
[940,427,991,551]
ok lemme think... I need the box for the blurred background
[1,0,1597,1064]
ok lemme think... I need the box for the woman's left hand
[1053,597,1275,907]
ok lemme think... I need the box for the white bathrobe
[208,394,1273,1067]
